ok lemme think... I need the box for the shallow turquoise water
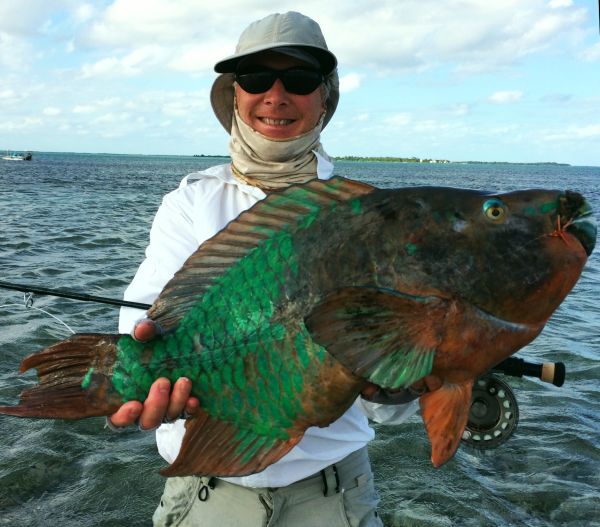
[0,153,598,526]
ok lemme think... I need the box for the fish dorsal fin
[305,287,445,389]
[148,177,375,331]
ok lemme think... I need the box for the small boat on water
[2,151,33,161]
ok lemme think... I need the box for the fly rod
[0,280,568,386]
[492,356,565,387]
[0,280,151,310]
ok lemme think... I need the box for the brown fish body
[0,178,595,474]
[301,185,593,466]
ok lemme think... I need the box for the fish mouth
[561,192,596,256]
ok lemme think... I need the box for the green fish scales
[103,184,347,445]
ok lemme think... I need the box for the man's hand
[132,318,159,342]
[108,377,200,430]
[107,318,200,431]
[361,375,442,405]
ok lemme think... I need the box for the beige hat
[210,12,339,133]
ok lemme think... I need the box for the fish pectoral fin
[305,287,445,389]
[160,407,302,478]
[419,381,472,468]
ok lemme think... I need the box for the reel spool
[462,374,519,449]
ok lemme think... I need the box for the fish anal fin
[420,382,472,468]
[306,287,445,389]
[160,408,302,477]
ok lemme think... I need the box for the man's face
[234,52,326,140]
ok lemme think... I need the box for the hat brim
[210,71,339,134]
[215,44,336,75]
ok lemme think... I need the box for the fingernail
[158,381,171,393]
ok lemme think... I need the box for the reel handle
[492,357,565,387]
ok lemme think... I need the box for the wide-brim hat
[210,11,339,134]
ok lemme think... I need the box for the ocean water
[0,152,598,526]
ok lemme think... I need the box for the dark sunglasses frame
[235,67,324,95]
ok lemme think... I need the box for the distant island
[190,154,570,166]
[333,156,570,166]
[334,156,450,164]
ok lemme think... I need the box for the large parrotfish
[0,177,595,475]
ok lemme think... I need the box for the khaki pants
[153,446,383,527]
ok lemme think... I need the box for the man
[110,12,419,526]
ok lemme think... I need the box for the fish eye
[483,199,507,222]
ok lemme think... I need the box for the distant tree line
[334,156,450,163]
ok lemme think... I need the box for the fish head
[380,186,596,326]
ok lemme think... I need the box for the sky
[1,0,599,166]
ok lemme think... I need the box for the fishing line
[0,293,76,335]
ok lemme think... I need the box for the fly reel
[462,374,519,449]
[461,357,565,449]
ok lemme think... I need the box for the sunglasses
[235,67,324,95]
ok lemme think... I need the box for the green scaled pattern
[101,184,336,442]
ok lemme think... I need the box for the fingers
[133,318,159,342]
[108,400,143,428]
[106,377,200,432]
[421,375,443,392]
[185,396,200,416]
[408,375,443,394]
[360,376,444,405]
[360,382,380,398]
[165,377,198,422]
[138,378,171,430]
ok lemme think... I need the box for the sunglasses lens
[236,71,276,94]
[282,70,323,95]
[235,68,323,95]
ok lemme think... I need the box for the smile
[260,117,295,126]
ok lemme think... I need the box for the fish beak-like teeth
[567,214,597,256]
[558,192,596,256]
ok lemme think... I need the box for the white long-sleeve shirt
[119,154,419,488]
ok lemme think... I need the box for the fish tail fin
[420,381,473,468]
[0,334,123,419]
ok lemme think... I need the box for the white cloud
[0,116,43,131]
[73,4,96,23]
[43,107,62,116]
[488,91,523,104]
[580,42,600,62]
[569,124,600,138]
[73,105,96,114]
[452,104,470,116]
[384,113,412,127]
[80,57,120,78]
[80,46,171,78]
[0,89,16,99]
[544,124,600,141]
[339,73,363,93]
[320,0,588,73]
[93,112,131,125]
[169,42,230,73]
[548,0,573,8]
[96,97,122,107]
